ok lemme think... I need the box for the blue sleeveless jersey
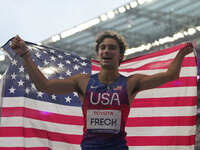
[81,74,130,150]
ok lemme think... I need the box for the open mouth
[102,57,112,60]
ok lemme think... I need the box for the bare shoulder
[127,73,147,83]
[126,74,147,103]
[72,73,90,90]
[72,73,90,99]
[127,74,142,89]
[74,73,90,84]
[127,74,140,91]
[127,73,149,90]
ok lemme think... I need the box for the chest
[85,82,129,107]
[84,74,129,106]
[90,91,121,105]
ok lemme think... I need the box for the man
[11,31,193,150]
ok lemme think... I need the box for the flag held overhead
[0,39,198,150]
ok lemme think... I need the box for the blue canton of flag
[2,38,92,107]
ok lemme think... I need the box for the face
[97,38,122,69]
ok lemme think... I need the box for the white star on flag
[65,96,71,103]
[50,56,56,61]
[58,55,63,58]
[58,63,64,69]
[18,80,24,86]
[74,65,80,70]
[9,87,16,94]
[74,58,79,62]
[26,74,30,80]
[19,66,24,72]
[31,83,36,90]
[44,60,49,65]
[51,94,56,100]
[73,92,79,97]
[25,88,30,94]
[81,62,87,66]
[37,91,44,97]
[66,70,72,76]
[11,59,17,65]
[66,60,71,64]
[35,52,41,58]
[11,73,16,80]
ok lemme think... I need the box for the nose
[104,46,110,53]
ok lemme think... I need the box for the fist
[11,35,28,56]
[180,42,194,56]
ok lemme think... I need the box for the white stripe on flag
[129,106,197,117]
[126,125,196,136]
[127,67,197,76]
[128,145,195,150]
[136,86,196,98]
[1,117,83,135]
[2,97,82,116]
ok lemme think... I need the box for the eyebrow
[99,43,118,46]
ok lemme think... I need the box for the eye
[99,44,106,50]
[108,45,117,50]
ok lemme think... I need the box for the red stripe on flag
[91,63,100,71]
[158,77,197,88]
[0,127,82,144]
[132,96,197,107]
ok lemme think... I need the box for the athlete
[11,31,193,150]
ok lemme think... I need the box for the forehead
[100,38,119,46]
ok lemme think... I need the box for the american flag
[0,39,197,150]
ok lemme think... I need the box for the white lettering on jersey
[101,93,110,105]
[111,93,120,105]
[90,92,120,105]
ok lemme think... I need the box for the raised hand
[11,35,29,57]
[180,42,194,56]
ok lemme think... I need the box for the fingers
[180,42,194,56]
[11,39,19,49]
[15,35,21,41]
[186,42,193,48]
[10,37,18,49]
[10,35,27,53]
[11,35,23,48]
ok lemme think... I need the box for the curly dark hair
[95,31,128,56]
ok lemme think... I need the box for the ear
[120,54,124,62]
[96,52,100,61]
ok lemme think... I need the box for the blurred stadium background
[0,0,200,149]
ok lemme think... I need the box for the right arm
[22,54,82,95]
[11,36,88,96]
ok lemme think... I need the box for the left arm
[129,43,194,93]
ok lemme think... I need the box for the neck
[98,69,120,84]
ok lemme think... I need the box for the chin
[101,64,116,70]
